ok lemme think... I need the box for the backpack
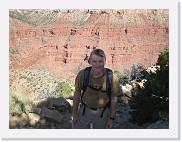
[81,66,113,117]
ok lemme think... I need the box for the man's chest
[89,76,107,91]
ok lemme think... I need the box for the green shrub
[55,82,74,98]
[130,63,146,81]
[118,64,146,85]
[129,50,169,125]
[119,75,130,85]
[114,70,121,77]
[9,87,35,116]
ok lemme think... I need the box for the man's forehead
[90,54,105,60]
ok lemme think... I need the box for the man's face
[89,54,106,73]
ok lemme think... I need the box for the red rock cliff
[9,9,169,81]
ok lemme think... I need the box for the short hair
[89,48,106,61]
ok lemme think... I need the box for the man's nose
[95,62,100,66]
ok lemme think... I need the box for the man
[73,48,120,129]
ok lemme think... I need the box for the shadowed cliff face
[9,9,169,81]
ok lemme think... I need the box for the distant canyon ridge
[9,9,169,82]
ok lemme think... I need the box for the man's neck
[91,69,105,78]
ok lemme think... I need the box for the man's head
[89,48,106,61]
[89,48,106,74]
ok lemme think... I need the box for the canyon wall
[9,9,169,81]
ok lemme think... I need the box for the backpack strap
[82,67,113,96]
[105,68,113,106]
[100,68,113,117]
[81,67,113,117]
[81,67,92,115]
[83,67,92,94]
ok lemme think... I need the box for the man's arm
[73,91,81,114]
[110,96,117,118]
[106,96,117,128]
[73,91,81,123]
[110,73,119,119]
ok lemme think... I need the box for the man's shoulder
[77,69,84,76]
[77,67,90,76]
[105,68,113,72]
[104,68,118,81]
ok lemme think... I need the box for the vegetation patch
[129,50,169,125]
[9,87,35,116]
[55,82,74,99]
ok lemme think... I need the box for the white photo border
[0,0,179,139]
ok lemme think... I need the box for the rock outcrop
[9,96,169,129]
[9,9,169,81]
[9,97,73,129]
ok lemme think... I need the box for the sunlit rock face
[9,9,169,81]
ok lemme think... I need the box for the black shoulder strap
[83,66,92,93]
[100,68,113,117]
[83,67,113,96]
[105,68,113,101]
[81,66,91,115]
[82,67,113,117]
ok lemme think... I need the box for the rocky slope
[9,96,169,129]
[9,9,169,82]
